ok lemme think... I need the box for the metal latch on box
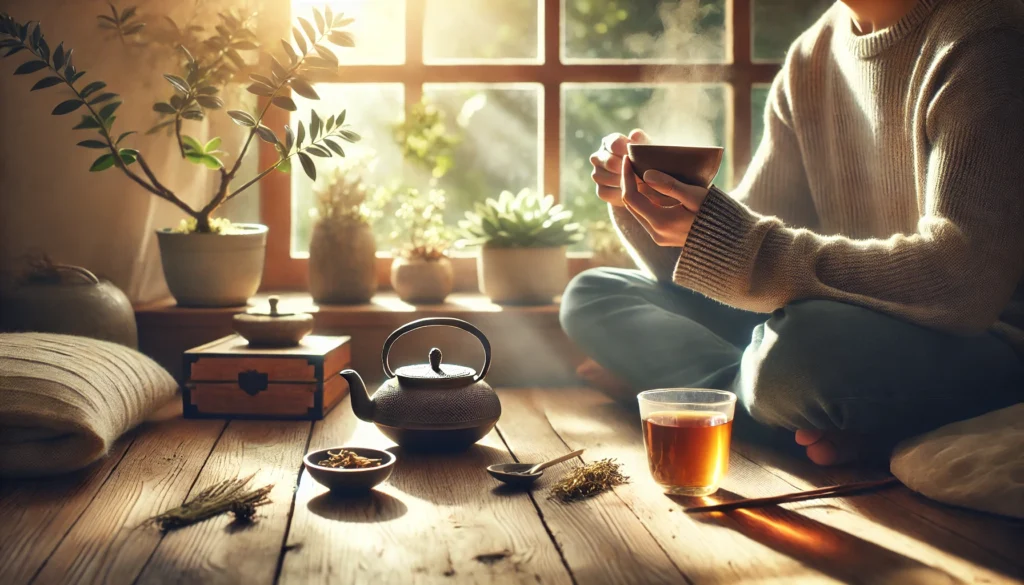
[238,370,269,396]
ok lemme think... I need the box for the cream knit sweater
[616,0,1024,352]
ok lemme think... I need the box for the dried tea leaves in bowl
[319,448,383,469]
[549,458,628,502]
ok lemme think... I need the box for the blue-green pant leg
[736,300,1024,442]
[559,267,767,391]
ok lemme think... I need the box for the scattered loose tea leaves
[319,449,382,469]
[548,458,628,502]
[147,474,273,531]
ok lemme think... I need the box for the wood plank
[30,418,225,585]
[135,420,312,585]
[0,436,134,585]
[277,396,572,584]
[728,441,1024,583]
[524,387,1024,585]
[495,389,686,584]
[189,383,319,414]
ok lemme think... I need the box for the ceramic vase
[308,221,377,304]
[390,256,453,304]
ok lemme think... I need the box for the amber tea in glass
[638,389,736,496]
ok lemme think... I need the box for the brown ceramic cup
[626,144,724,190]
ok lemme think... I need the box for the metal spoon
[487,449,585,487]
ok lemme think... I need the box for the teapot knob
[429,347,442,372]
[268,296,280,316]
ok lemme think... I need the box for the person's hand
[590,129,650,206]
[620,157,710,248]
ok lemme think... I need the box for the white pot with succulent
[389,187,454,305]
[308,164,382,304]
[0,5,362,306]
[460,189,583,305]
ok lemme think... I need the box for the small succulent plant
[459,189,583,248]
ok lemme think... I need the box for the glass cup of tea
[637,389,736,496]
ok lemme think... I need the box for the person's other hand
[590,129,650,207]
[620,157,709,248]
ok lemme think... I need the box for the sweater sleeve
[673,32,1024,334]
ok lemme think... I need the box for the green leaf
[163,73,190,94]
[227,110,256,127]
[184,151,206,165]
[306,144,331,157]
[205,137,222,152]
[195,95,223,109]
[77,139,107,149]
[323,137,345,157]
[98,101,120,120]
[52,42,64,70]
[280,39,298,64]
[196,86,218,95]
[339,129,361,142]
[122,22,144,35]
[52,99,84,115]
[313,9,325,34]
[89,92,118,105]
[297,151,315,180]
[118,148,138,165]
[270,56,287,82]
[333,15,354,28]
[30,76,62,91]
[288,77,319,100]
[116,130,136,144]
[73,115,102,130]
[292,27,307,54]
[272,95,297,111]
[153,102,176,114]
[255,125,278,144]
[276,159,291,174]
[199,154,223,169]
[325,114,335,131]
[310,110,320,140]
[314,45,337,64]
[246,82,274,97]
[324,5,333,26]
[296,121,305,147]
[298,18,317,43]
[249,73,275,87]
[120,6,137,23]
[181,134,203,153]
[89,153,116,172]
[14,60,47,75]
[328,31,354,47]
[3,46,26,57]
[145,119,175,135]
[71,69,85,83]
[80,80,106,97]
[284,124,295,151]
[337,109,346,125]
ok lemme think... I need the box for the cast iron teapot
[340,317,500,451]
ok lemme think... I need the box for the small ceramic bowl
[303,447,397,493]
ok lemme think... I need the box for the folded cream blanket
[0,332,178,478]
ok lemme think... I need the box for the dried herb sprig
[548,458,628,502]
[148,474,273,531]
[319,449,382,469]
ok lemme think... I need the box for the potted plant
[459,188,583,305]
[389,187,454,304]
[309,163,383,304]
[0,6,361,306]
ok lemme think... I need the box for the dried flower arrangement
[147,474,273,531]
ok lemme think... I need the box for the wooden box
[183,334,351,420]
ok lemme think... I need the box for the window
[262,0,830,289]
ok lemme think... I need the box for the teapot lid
[395,348,476,388]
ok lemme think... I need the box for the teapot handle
[382,317,492,383]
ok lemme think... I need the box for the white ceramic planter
[478,246,568,305]
[391,256,453,304]
[156,223,268,307]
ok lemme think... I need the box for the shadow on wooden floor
[680,489,962,585]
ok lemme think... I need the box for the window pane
[422,84,542,235]
[752,0,832,62]
[561,84,727,249]
[291,0,405,64]
[424,0,540,62]
[291,84,405,255]
[752,84,770,153]
[564,0,725,62]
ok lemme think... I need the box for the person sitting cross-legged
[560,0,1024,466]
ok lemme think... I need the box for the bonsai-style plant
[308,163,383,304]
[388,187,455,304]
[459,188,582,305]
[0,6,361,306]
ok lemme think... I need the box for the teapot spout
[340,369,374,422]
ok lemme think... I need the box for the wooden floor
[2,387,1022,585]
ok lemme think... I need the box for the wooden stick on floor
[685,477,901,514]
